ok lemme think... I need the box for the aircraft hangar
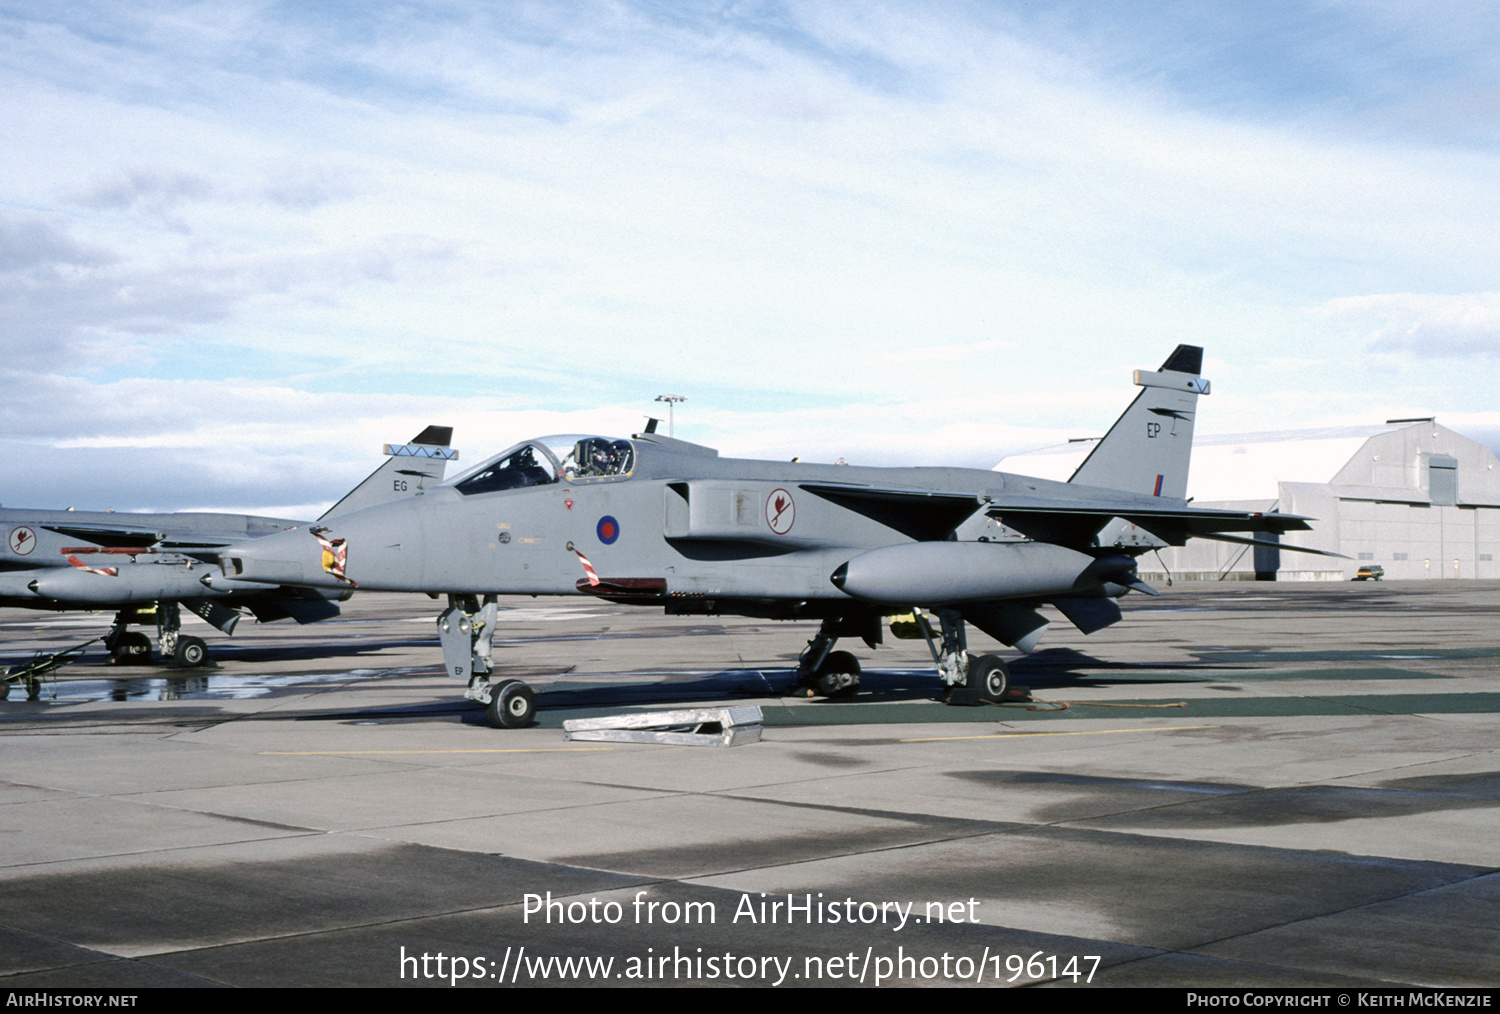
[998,419,1500,582]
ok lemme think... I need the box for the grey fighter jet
[0,427,456,675]
[219,349,1318,728]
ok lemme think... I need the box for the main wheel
[486,679,536,729]
[812,650,861,698]
[173,636,208,668]
[110,632,152,665]
[969,654,1009,703]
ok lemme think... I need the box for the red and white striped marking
[574,549,601,587]
[58,546,153,576]
[63,554,118,577]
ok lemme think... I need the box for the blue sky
[3,1,1499,513]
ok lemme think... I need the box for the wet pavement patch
[558,822,984,880]
[753,692,1500,726]
[1061,781,1499,829]
[4,667,423,703]
[0,842,649,958]
[1376,770,1500,798]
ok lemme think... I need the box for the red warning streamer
[574,549,601,587]
[63,554,118,577]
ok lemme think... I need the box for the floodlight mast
[654,394,687,437]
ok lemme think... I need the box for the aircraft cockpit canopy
[565,437,635,479]
[453,435,634,496]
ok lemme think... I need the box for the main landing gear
[798,609,1010,705]
[102,602,210,668]
[441,594,537,729]
[925,607,1009,705]
[961,652,1011,705]
[796,619,864,698]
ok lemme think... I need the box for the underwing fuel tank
[829,541,1141,605]
[27,563,220,604]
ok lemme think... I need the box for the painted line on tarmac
[901,724,1222,743]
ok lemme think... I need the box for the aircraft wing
[40,527,267,564]
[801,482,1310,547]
[39,524,164,548]
[984,497,1311,547]
[1186,532,1348,558]
[799,484,981,541]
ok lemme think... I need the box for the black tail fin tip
[1159,345,1203,376]
[411,425,454,447]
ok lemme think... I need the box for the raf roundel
[596,515,621,545]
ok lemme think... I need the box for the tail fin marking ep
[1067,345,1207,501]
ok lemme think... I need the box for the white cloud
[68,168,215,231]
[0,210,113,271]
[1318,292,1500,359]
[2,3,1499,507]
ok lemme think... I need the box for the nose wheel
[476,678,536,729]
[442,594,538,729]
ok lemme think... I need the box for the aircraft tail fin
[318,426,458,521]
[1067,345,1207,500]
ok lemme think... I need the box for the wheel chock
[562,706,763,747]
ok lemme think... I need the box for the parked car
[1353,565,1385,581]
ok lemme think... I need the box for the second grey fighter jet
[220,348,1319,728]
[1,427,456,674]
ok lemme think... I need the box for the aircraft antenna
[654,394,688,437]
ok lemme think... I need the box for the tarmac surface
[2,580,1498,988]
